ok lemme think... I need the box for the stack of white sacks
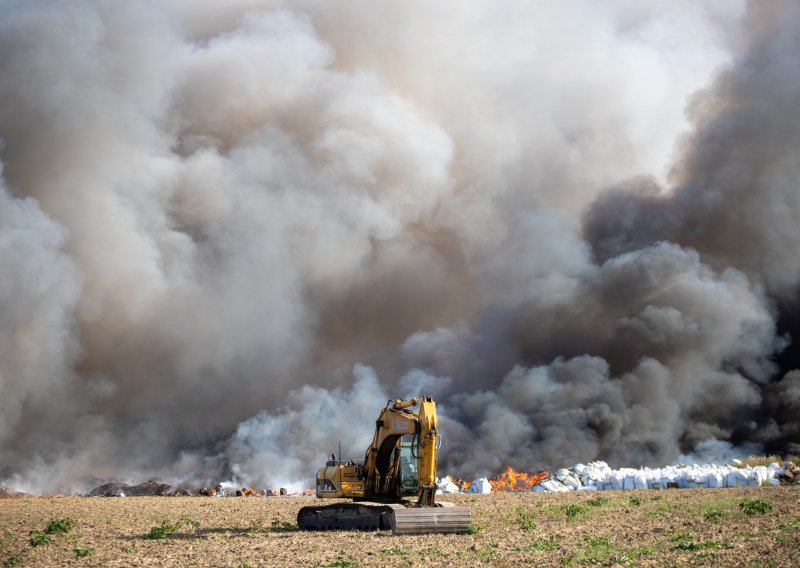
[437,460,789,494]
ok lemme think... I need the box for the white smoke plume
[1,0,797,492]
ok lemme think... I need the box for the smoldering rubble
[1,0,800,494]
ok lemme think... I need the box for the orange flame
[488,467,549,492]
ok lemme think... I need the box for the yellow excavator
[297,395,471,535]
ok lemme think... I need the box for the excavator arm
[362,395,439,504]
[415,396,438,506]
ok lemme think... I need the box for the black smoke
[1,0,798,492]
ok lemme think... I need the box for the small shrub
[571,536,616,564]
[45,518,76,535]
[465,522,485,535]
[3,555,22,567]
[672,533,730,552]
[702,541,728,550]
[380,546,408,556]
[586,496,609,507]
[74,547,95,558]
[177,514,200,531]
[776,520,800,532]
[425,544,442,556]
[739,498,773,516]
[703,509,725,522]
[514,538,558,553]
[564,504,587,520]
[324,552,355,568]
[28,517,77,548]
[672,533,701,551]
[629,497,643,506]
[28,530,53,547]
[146,522,177,540]
[145,515,200,540]
[475,543,499,560]
[513,506,537,530]
[268,519,296,532]
[248,517,268,533]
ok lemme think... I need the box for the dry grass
[1,486,798,566]
[733,455,800,468]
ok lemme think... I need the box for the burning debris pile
[88,481,171,498]
[438,461,800,494]
[488,467,550,492]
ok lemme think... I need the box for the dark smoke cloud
[1,0,797,492]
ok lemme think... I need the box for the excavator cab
[398,440,418,495]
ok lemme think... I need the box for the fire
[489,467,549,492]
[452,478,472,492]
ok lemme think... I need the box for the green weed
[586,496,609,507]
[45,518,75,535]
[2,555,22,567]
[514,538,559,553]
[672,533,730,552]
[380,546,408,556]
[465,522,485,535]
[629,497,643,506]
[146,522,176,540]
[74,547,95,558]
[646,500,671,518]
[28,530,53,547]
[513,506,537,530]
[776,520,800,532]
[569,535,616,564]
[474,543,499,561]
[27,517,77,548]
[703,509,725,522]
[739,498,773,516]
[564,504,588,520]
[248,517,268,533]
[269,519,297,532]
[121,544,134,553]
[145,515,200,540]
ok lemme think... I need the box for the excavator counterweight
[297,396,471,535]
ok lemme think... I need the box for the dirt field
[1,486,798,567]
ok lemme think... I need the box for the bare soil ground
[1,486,798,567]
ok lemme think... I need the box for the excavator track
[297,503,394,531]
[297,503,472,535]
[390,506,472,535]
